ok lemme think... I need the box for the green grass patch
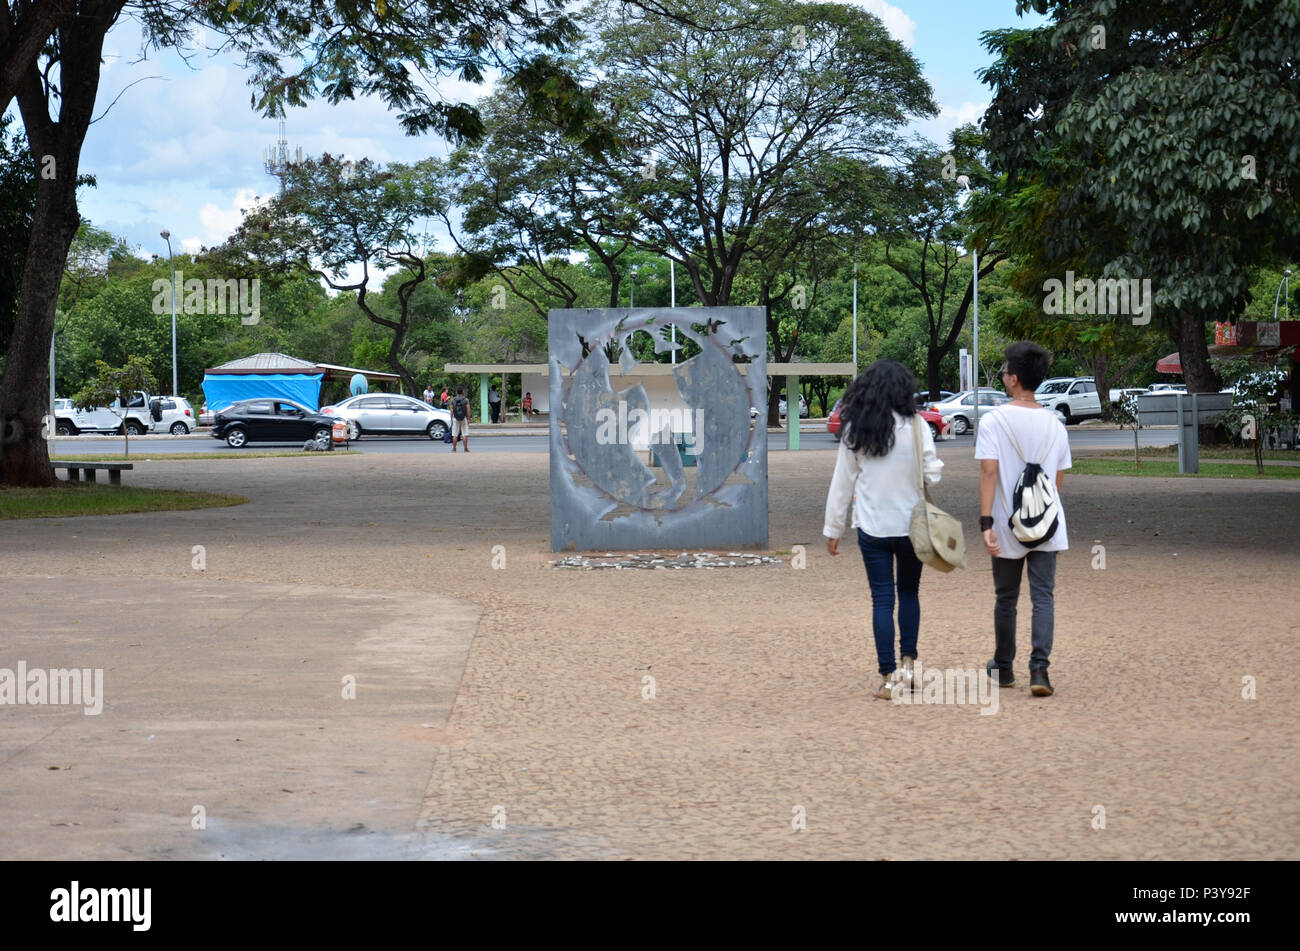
[1093,444,1298,462]
[0,483,248,519]
[51,451,360,461]
[1071,458,1300,480]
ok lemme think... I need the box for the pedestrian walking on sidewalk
[450,386,471,452]
[976,341,1072,697]
[823,359,943,700]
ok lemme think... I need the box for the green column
[478,373,489,423]
[786,375,800,451]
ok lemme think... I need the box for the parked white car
[779,394,809,418]
[1109,387,1147,403]
[1035,377,1102,423]
[155,397,196,435]
[930,389,1011,435]
[320,393,452,440]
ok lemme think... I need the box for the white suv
[1036,377,1102,423]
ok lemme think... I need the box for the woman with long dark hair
[823,360,943,699]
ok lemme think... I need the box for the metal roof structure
[206,353,400,381]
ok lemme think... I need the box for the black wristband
[979,516,994,531]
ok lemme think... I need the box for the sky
[20,0,1044,264]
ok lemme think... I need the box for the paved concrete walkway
[2,446,1297,859]
[1,577,480,859]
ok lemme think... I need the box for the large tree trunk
[1177,309,1220,393]
[1092,353,1112,416]
[926,349,943,402]
[0,155,80,487]
[0,4,113,486]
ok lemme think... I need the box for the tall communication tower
[263,119,303,194]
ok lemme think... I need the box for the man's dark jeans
[991,550,1057,672]
[856,529,923,676]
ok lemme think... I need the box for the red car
[827,400,949,441]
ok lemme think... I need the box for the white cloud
[188,188,264,250]
[910,98,989,148]
[841,0,918,47]
[940,100,988,126]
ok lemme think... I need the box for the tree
[443,0,933,422]
[0,1,73,115]
[0,111,35,370]
[586,0,934,306]
[876,128,1008,399]
[0,0,611,486]
[71,354,156,457]
[434,88,636,315]
[1108,391,1143,468]
[1216,350,1296,474]
[214,155,445,395]
[979,0,1300,395]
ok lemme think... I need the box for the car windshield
[1037,381,1070,395]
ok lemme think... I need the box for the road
[51,426,1180,456]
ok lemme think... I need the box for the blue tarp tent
[202,353,402,413]
[201,371,323,412]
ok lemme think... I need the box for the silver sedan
[320,394,452,440]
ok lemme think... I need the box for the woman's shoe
[900,656,919,693]
[873,671,903,701]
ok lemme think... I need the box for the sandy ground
[1,443,1298,860]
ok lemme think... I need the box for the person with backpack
[823,360,943,700]
[449,385,471,452]
[975,341,1072,697]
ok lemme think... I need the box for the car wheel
[951,415,970,436]
[346,420,361,441]
[929,422,940,439]
[427,420,448,440]
[124,420,146,436]
[56,420,77,436]
[169,421,189,435]
[225,427,247,448]
[312,427,332,447]
[1056,405,1072,424]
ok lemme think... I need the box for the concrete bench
[55,462,134,485]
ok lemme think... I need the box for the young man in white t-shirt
[974,342,1071,697]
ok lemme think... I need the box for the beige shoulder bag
[907,416,967,572]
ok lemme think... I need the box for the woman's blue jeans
[856,529,923,675]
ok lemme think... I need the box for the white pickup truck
[54,391,186,436]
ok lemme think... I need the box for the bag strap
[1001,409,1059,467]
[996,410,1061,514]
[911,415,933,505]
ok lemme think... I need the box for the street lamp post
[1274,268,1292,320]
[629,265,638,309]
[669,258,676,365]
[958,176,980,433]
[161,230,177,396]
[852,250,858,372]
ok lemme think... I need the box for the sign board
[1137,393,1234,474]
[1136,392,1232,427]
[1214,321,1239,346]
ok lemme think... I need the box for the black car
[210,399,334,448]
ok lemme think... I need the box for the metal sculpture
[549,307,768,551]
